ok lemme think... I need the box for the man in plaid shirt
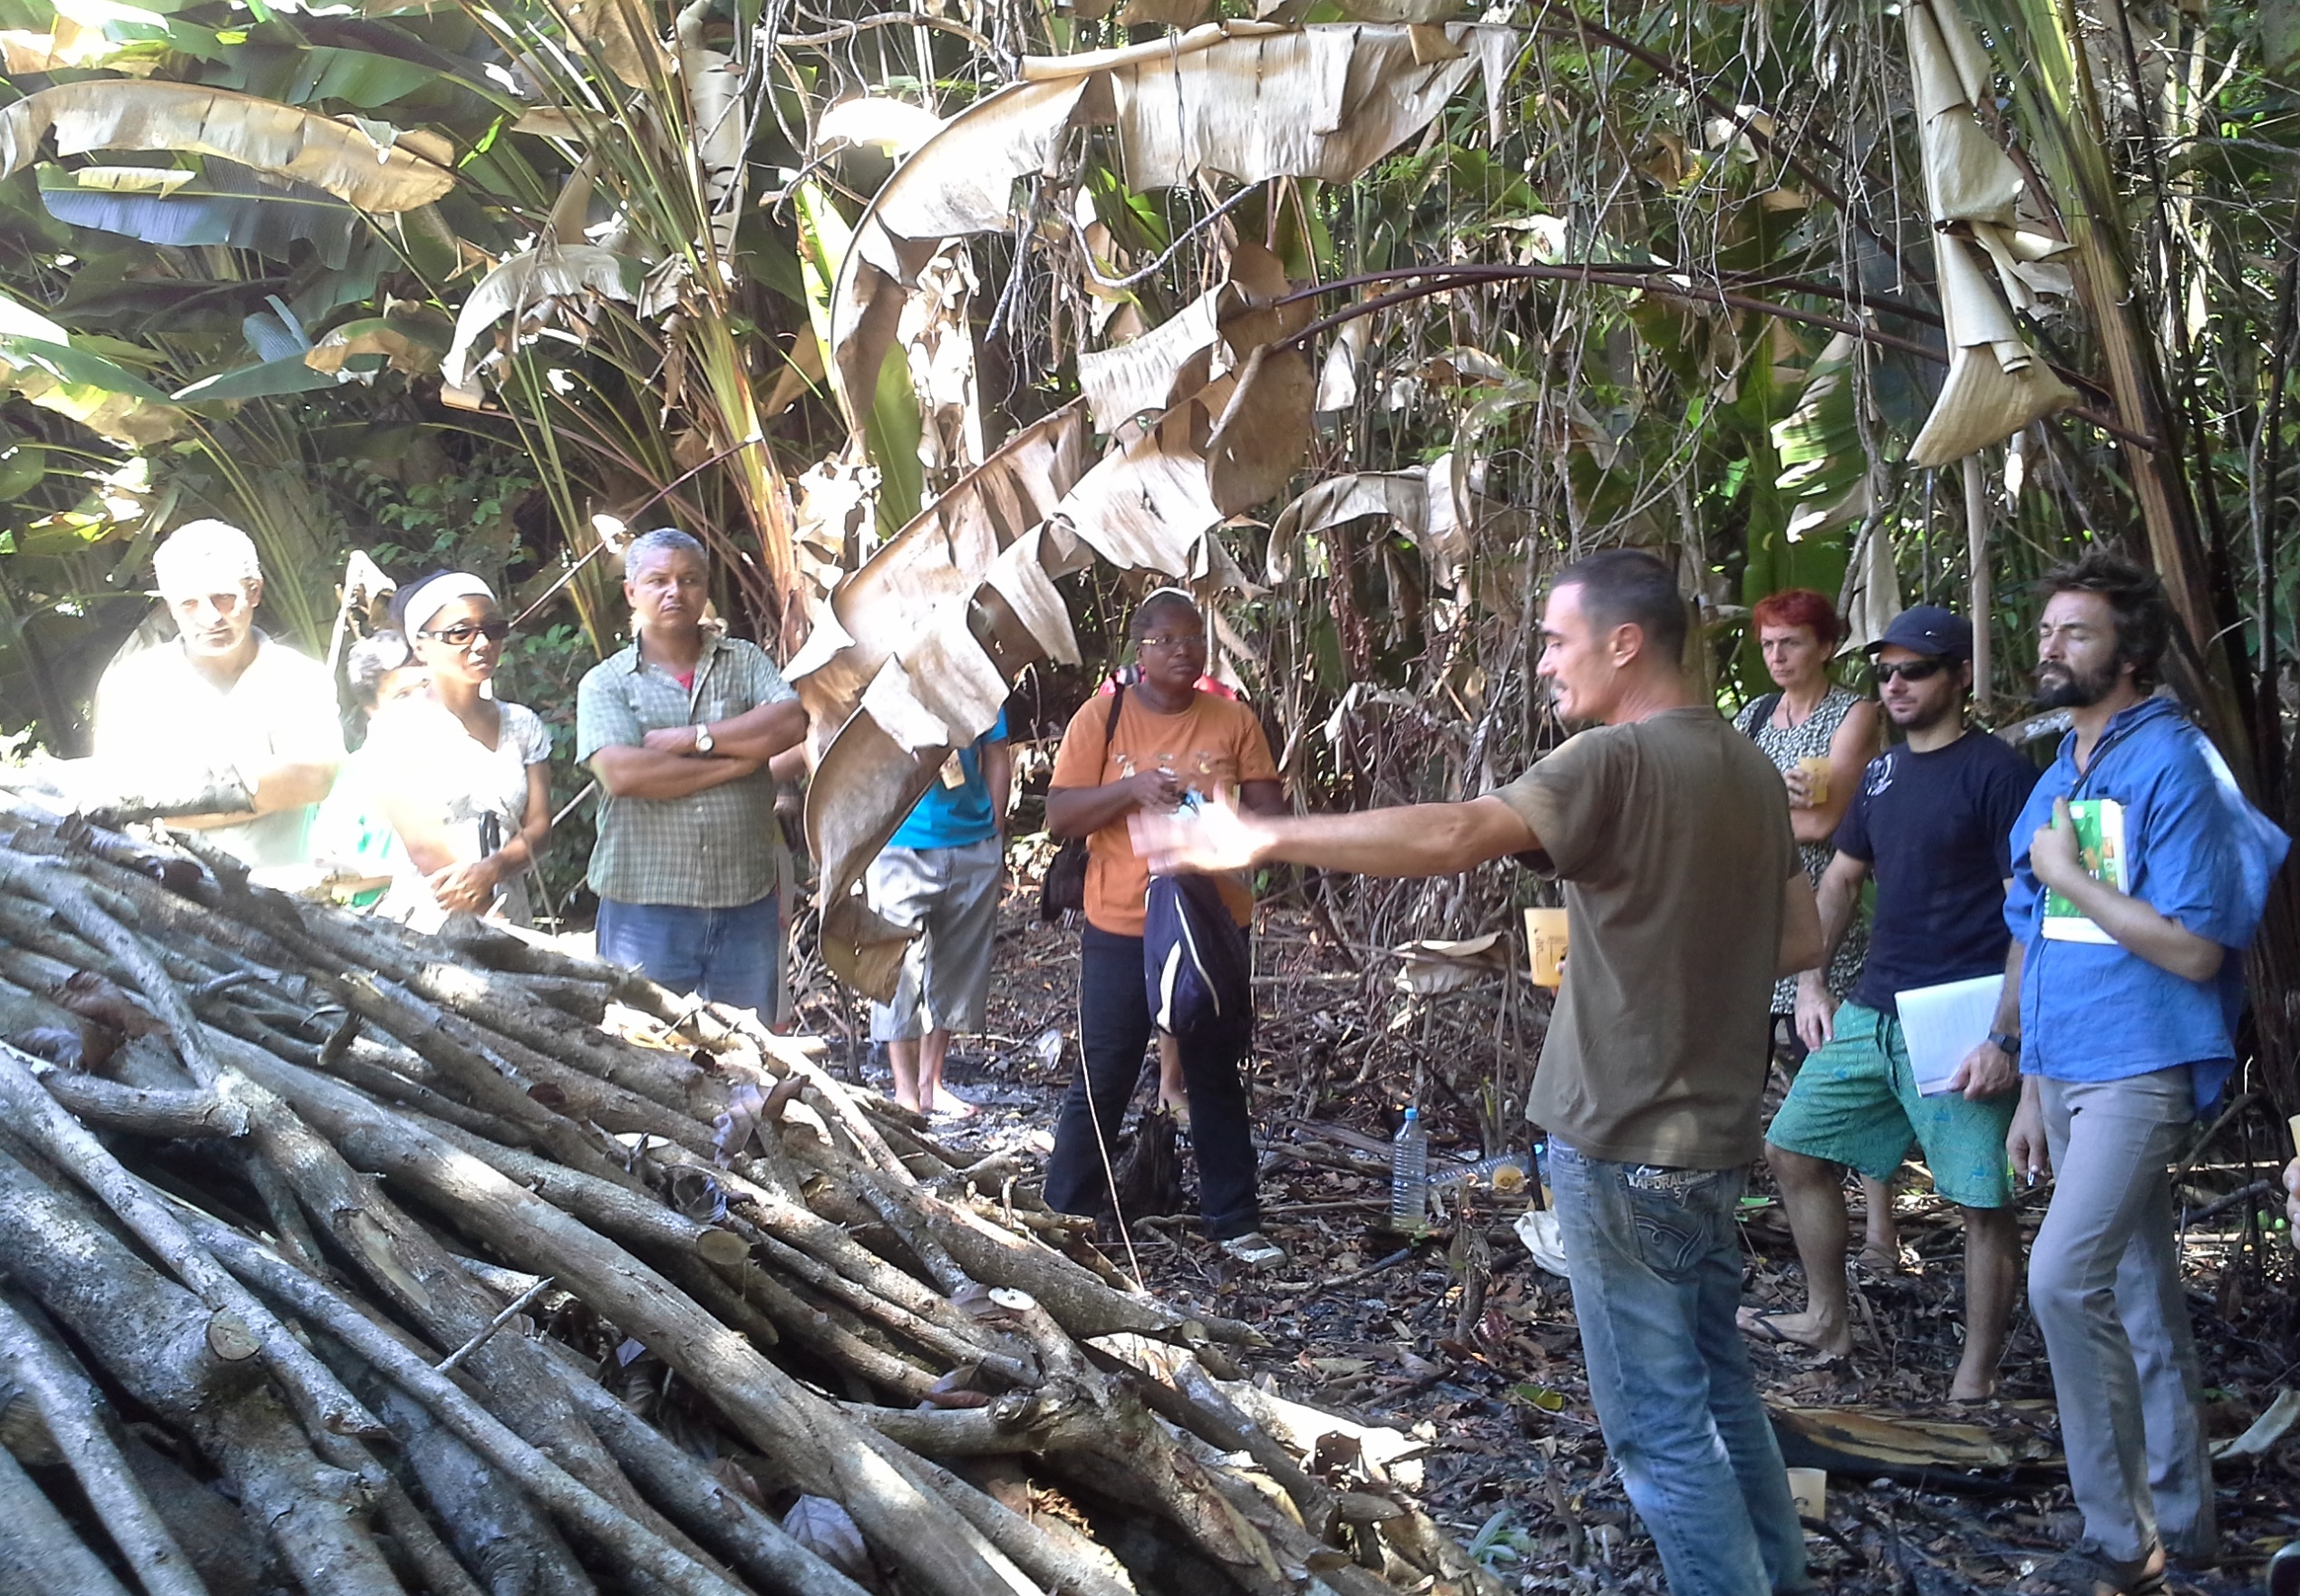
[577,528,808,1019]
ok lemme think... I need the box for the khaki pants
[865,839,1002,1041]
[2029,1069,2214,1564]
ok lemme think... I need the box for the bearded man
[2004,553,2286,1594]
[1742,605,2036,1403]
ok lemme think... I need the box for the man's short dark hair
[2039,550,2174,692]
[626,527,707,574]
[1554,548,1689,665]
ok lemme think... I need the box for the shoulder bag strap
[1101,682,1126,776]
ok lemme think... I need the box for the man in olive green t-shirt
[1142,549,1821,1596]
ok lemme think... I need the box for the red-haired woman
[1734,588,1896,1262]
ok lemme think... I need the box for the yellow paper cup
[1525,907,1568,989]
[1795,756,1831,808]
[1786,1467,1826,1523]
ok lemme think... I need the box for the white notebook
[1894,974,2005,1097]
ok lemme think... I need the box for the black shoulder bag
[1038,684,1125,923]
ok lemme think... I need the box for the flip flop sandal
[1739,1312,1844,1358]
[1218,1232,1286,1268]
[1740,1311,1805,1347]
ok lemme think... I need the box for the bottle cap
[1402,1107,1418,1122]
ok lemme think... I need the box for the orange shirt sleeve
[1050,694,1116,789]
[1230,701,1279,784]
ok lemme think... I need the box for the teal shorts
[1765,1001,2016,1210]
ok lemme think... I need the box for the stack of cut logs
[0,791,1500,1596]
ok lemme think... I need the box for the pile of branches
[0,792,1499,1596]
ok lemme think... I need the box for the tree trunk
[0,1141,409,1596]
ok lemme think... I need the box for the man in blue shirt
[2006,554,2287,1593]
[865,710,1013,1117]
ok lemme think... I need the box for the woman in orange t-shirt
[1043,591,1286,1264]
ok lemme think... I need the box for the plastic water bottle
[1424,1152,1529,1195]
[1390,1108,1429,1230]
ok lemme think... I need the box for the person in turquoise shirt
[865,708,1012,1117]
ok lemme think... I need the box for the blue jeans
[1549,1141,1810,1596]
[596,893,781,1021]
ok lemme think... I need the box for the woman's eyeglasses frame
[422,619,511,648]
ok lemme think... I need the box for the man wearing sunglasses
[1741,605,2038,1405]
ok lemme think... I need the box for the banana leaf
[38,159,364,267]
[0,81,454,212]
[170,355,340,402]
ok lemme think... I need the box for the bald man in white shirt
[93,519,342,866]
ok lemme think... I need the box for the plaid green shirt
[576,633,795,908]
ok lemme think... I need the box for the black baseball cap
[1866,605,1973,662]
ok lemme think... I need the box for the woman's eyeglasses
[1869,658,1949,685]
[424,619,511,647]
[1139,633,1208,652]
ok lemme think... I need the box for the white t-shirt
[364,698,552,928]
[93,634,344,866]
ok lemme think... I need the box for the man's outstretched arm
[1141,794,1538,879]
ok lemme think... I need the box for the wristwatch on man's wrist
[693,723,715,756]
[1987,1030,2022,1059]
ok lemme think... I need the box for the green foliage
[5,0,2299,936]
[317,448,540,580]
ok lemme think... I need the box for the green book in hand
[2041,798,2128,944]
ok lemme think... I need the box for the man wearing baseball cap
[1739,605,2041,1402]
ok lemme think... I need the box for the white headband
[401,573,496,637]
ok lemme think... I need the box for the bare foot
[1854,1243,1901,1273]
[1947,1370,1998,1403]
[925,1094,978,1121]
[1737,1306,1852,1358]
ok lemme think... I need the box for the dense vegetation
[3,0,2296,1088]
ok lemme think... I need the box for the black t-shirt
[1835,729,2041,1017]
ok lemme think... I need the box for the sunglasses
[1869,658,1950,685]
[424,619,511,647]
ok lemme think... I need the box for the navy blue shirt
[2006,696,2288,1111]
[1834,729,2041,1018]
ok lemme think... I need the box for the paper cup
[1786,1467,1827,1523]
[1525,908,1568,989]
[1795,756,1831,808]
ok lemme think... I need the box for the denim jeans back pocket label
[1625,1165,1709,1195]
[1624,1166,1734,1275]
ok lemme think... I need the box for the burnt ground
[788,881,2300,1594]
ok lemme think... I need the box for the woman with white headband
[367,570,553,928]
